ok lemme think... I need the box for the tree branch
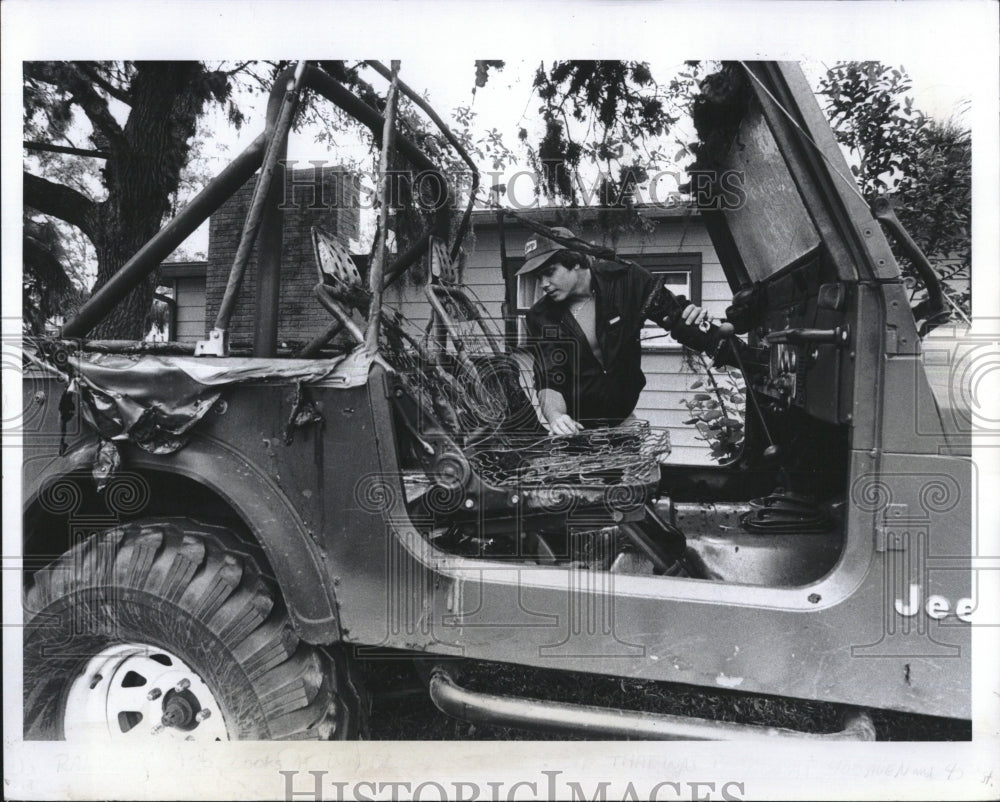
[24,171,97,240]
[25,62,124,146]
[24,140,110,159]
[223,60,254,77]
[23,233,72,294]
[77,62,132,104]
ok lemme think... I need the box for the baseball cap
[516,226,578,276]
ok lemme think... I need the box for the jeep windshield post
[869,195,948,335]
[22,61,971,743]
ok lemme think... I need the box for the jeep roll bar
[62,61,480,358]
[60,132,267,341]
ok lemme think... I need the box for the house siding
[160,261,208,344]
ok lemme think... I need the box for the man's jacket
[525,261,657,428]
[525,260,760,429]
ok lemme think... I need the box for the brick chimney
[204,163,360,348]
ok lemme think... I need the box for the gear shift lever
[722,328,781,463]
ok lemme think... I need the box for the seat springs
[466,425,670,489]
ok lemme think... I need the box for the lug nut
[174,678,191,692]
[185,735,196,741]
[146,687,162,701]
[151,723,165,735]
[195,708,211,722]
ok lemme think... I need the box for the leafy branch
[680,353,746,463]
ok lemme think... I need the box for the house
[158,260,208,343]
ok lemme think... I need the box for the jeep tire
[23,517,365,740]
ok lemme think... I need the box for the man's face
[536,257,582,302]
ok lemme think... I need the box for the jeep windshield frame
[692,61,901,291]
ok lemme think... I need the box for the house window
[159,261,208,344]
[509,252,702,350]
[515,267,539,343]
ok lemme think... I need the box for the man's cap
[516,226,578,276]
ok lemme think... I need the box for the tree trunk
[89,62,216,339]
[90,239,160,338]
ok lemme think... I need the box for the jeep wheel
[23,518,364,740]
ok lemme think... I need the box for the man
[521,227,732,435]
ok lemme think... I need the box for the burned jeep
[21,61,972,740]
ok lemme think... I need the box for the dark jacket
[525,261,657,428]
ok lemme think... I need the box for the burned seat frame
[310,226,686,570]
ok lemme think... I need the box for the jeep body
[20,61,972,740]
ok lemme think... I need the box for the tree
[21,58,508,336]
[818,61,971,321]
[22,217,88,335]
[542,62,714,244]
[472,61,705,240]
[23,60,710,336]
[526,61,684,199]
[23,61,249,338]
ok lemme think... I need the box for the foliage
[22,81,104,334]
[527,61,674,197]
[818,62,919,196]
[818,61,971,321]
[890,117,971,316]
[680,353,746,463]
[22,218,88,334]
[688,62,752,169]
[531,61,674,176]
[23,60,261,337]
[476,60,707,244]
[452,104,517,172]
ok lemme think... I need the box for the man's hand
[682,304,736,339]
[668,303,735,355]
[538,388,583,436]
[681,303,710,330]
[547,413,584,436]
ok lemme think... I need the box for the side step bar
[428,666,876,741]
